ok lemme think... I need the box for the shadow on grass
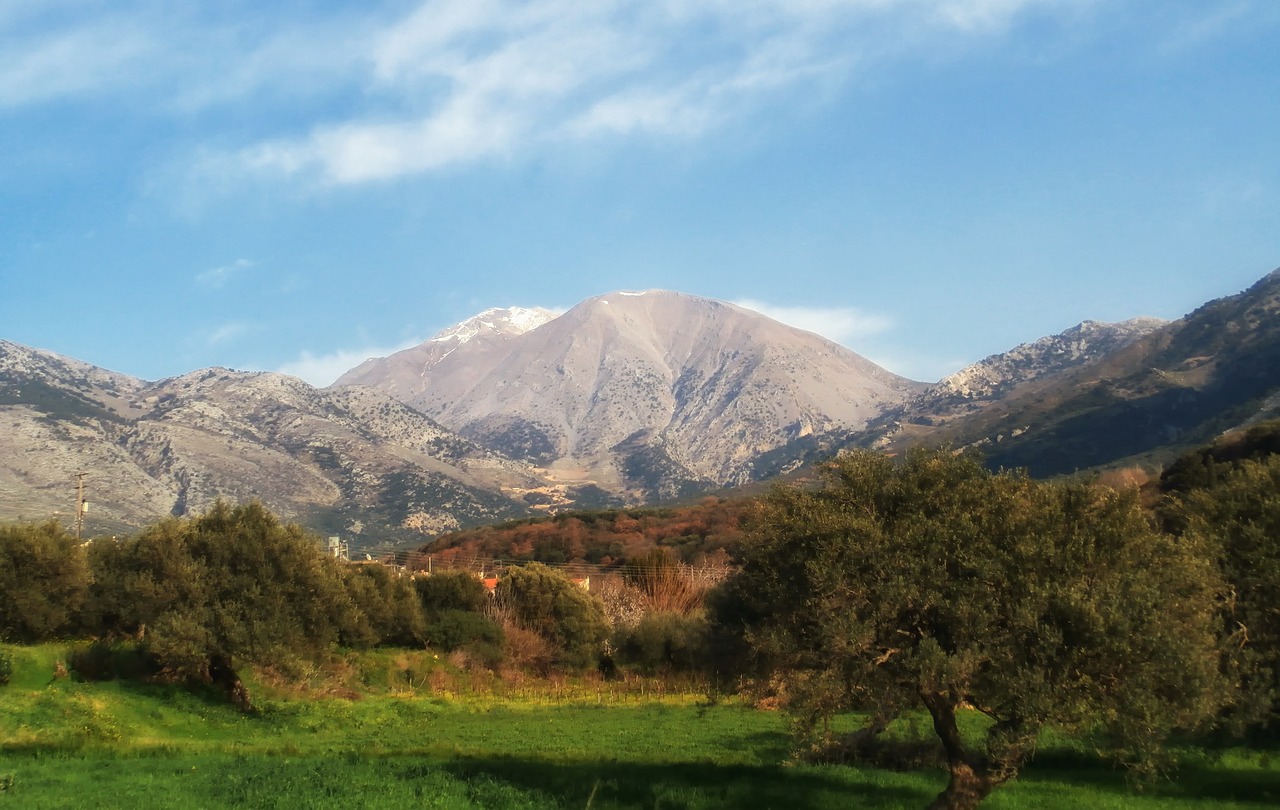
[1016,748,1280,806]
[430,755,932,809]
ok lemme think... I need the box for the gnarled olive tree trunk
[209,654,254,713]
[921,691,1017,810]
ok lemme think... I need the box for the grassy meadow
[1,644,1277,809]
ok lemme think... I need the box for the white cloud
[196,259,256,289]
[1157,0,1277,53]
[206,321,250,346]
[227,0,1078,184]
[0,22,153,107]
[7,0,1193,185]
[275,338,423,388]
[732,299,895,344]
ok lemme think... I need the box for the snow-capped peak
[430,306,558,345]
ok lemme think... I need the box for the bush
[627,550,709,615]
[416,571,488,614]
[0,649,12,685]
[615,612,707,674]
[343,565,428,648]
[426,609,504,654]
[83,501,362,710]
[495,563,607,670]
[0,520,91,642]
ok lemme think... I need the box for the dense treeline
[0,502,703,709]
[421,499,746,567]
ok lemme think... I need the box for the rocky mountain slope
[841,268,1280,474]
[336,290,925,500]
[921,317,1168,411]
[0,341,542,545]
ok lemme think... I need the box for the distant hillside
[0,341,543,547]
[826,268,1280,476]
[421,497,750,569]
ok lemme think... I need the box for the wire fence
[364,549,734,586]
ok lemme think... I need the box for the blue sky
[2,0,1278,386]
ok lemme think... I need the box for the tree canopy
[495,562,607,670]
[0,520,89,642]
[1172,453,1280,736]
[88,501,360,709]
[709,448,1227,810]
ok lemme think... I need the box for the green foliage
[426,609,504,658]
[416,570,489,614]
[1172,454,1280,736]
[496,563,607,670]
[83,501,361,706]
[0,649,11,685]
[615,612,708,674]
[0,520,90,642]
[342,565,428,648]
[411,570,503,662]
[710,448,1227,809]
[1160,419,1280,501]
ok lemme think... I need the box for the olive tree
[709,449,1226,810]
[0,520,90,642]
[1173,454,1280,736]
[87,501,360,709]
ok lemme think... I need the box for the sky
[2,0,1278,387]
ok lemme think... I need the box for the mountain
[340,306,557,403]
[0,340,542,546]
[921,317,1169,411]
[844,268,1280,475]
[335,290,925,500]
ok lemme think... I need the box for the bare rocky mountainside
[336,290,925,500]
[832,268,1280,475]
[0,340,542,546]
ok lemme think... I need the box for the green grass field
[1,644,1277,809]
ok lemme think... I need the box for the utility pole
[74,471,87,540]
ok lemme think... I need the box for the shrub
[83,501,362,710]
[415,571,488,614]
[426,609,503,654]
[615,612,708,674]
[495,563,607,670]
[0,520,91,642]
[343,565,428,648]
[0,649,12,685]
[627,549,709,615]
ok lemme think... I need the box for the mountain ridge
[336,289,925,499]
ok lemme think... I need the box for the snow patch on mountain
[431,306,558,345]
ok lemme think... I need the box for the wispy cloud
[1157,0,1277,53]
[196,259,256,289]
[732,299,895,345]
[225,0,1083,185]
[8,0,1265,188]
[206,321,250,346]
[0,20,153,107]
[275,338,423,388]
